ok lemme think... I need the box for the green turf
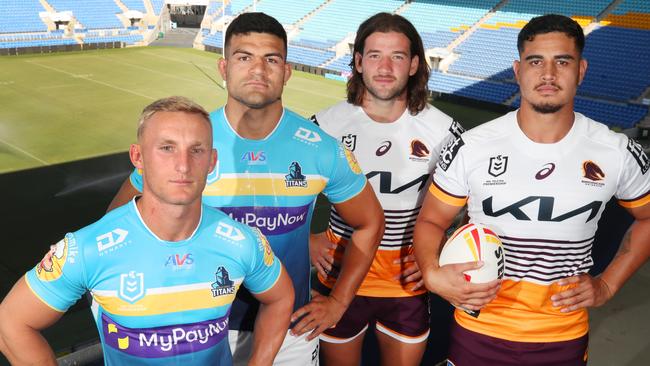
[0,46,500,174]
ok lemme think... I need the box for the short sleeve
[129,168,144,192]
[617,138,650,208]
[25,233,86,312]
[242,228,282,294]
[430,136,469,207]
[322,142,367,204]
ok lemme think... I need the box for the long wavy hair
[347,13,430,115]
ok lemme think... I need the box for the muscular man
[310,13,463,366]
[414,14,650,365]
[108,13,384,365]
[0,96,293,365]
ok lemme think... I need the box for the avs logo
[488,155,508,177]
[119,271,145,304]
[294,127,321,144]
[165,253,194,270]
[449,120,465,138]
[211,266,235,297]
[96,228,129,255]
[376,140,392,156]
[241,151,266,165]
[483,196,603,223]
[535,163,555,180]
[627,138,649,174]
[438,137,464,171]
[215,222,246,242]
[285,161,307,188]
[341,134,357,151]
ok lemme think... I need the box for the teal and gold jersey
[26,200,281,365]
[130,107,367,330]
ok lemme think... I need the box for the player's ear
[578,58,587,85]
[409,55,419,76]
[218,57,227,80]
[209,148,217,173]
[355,52,363,73]
[130,144,144,170]
[283,61,292,85]
[513,60,521,84]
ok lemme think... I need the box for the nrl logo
[341,134,357,151]
[488,155,508,177]
[119,271,145,304]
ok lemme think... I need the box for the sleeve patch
[438,137,464,171]
[36,238,68,282]
[449,120,466,138]
[627,138,649,174]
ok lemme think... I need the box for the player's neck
[361,92,408,123]
[136,195,202,242]
[224,99,284,140]
[517,102,575,144]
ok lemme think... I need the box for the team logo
[36,238,68,282]
[438,137,464,171]
[285,161,308,187]
[342,146,362,174]
[119,271,145,304]
[294,127,321,143]
[341,134,357,151]
[96,228,129,254]
[449,120,465,138]
[410,139,430,160]
[535,163,555,180]
[583,161,605,181]
[627,138,649,174]
[241,151,266,165]
[255,228,275,267]
[376,140,392,156]
[488,155,508,177]
[211,266,235,297]
[215,222,246,241]
[165,253,194,270]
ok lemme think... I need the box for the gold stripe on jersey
[92,283,241,316]
[456,279,588,342]
[203,177,327,197]
[618,189,650,208]
[429,181,467,207]
[318,230,425,297]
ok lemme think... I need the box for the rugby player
[0,96,294,365]
[310,13,463,366]
[414,14,650,365]
[108,13,384,365]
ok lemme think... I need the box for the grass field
[0,46,501,174]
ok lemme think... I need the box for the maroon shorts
[319,293,430,344]
[447,320,588,366]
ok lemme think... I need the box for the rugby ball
[438,223,505,283]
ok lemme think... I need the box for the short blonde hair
[137,96,211,138]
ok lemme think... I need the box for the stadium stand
[48,0,123,29]
[400,0,500,49]
[327,54,353,74]
[254,0,324,25]
[150,0,166,15]
[0,0,48,34]
[287,45,335,68]
[203,31,224,49]
[484,0,613,28]
[604,0,650,29]
[429,71,519,104]
[121,0,147,13]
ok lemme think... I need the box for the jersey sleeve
[430,136,469,207]
[616,138,650,208]
[24,233,86,312]
[129,168,144,193]
[242,227,282,294]
[322,141,367,204]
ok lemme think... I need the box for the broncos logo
[583,161,605,181]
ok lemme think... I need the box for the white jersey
[313,101,462,297]
[431,110,650,342]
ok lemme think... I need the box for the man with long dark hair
[310,13,463,366]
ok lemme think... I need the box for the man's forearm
[600,219,650,295]
[329,225,381,306]
[413,219,446,273]
[249,299,293,366]
[0,327,57,366]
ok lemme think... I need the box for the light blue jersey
[26,200,281,365]
[131,107,366,330]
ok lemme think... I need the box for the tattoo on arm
[615,226,633,257]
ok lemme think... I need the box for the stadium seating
[287,45,334,68]
[429,71,519,104]
[448,27,519,80]
[485,0,612,28]
[254,0,324,25]
[401,0,499,48]
[327,54,353,74]
[0,0,47,34]
[203,31,224,48]
[150,0,166,15]
[48,0,122,29]
[121,0,146,13]
[604,0,650,30]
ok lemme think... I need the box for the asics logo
[376,141,392,156]
[535,163,555,180]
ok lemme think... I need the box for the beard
[363,74,408,101]
[531,102,564,114]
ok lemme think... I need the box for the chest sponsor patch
[220,204,311,236]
